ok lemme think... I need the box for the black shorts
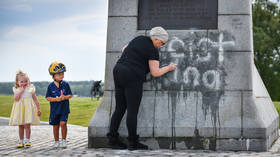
[49,114,69,125]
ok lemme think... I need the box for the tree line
[253,0,280,100]
[0,81,103,97]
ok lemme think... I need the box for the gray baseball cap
[149,26,168,42]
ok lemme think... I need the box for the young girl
[9,70,41,148]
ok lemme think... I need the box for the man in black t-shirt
[107,27,177,150]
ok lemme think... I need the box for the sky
[0,0,108,82]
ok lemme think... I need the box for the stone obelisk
[88,0,279,151]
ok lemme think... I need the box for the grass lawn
[1,94,280,127]
[0,95,100,127]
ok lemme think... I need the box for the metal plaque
[138,0,218,30]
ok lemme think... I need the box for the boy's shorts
[49,114,69,125]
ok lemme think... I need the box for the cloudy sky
[0,0,108,82]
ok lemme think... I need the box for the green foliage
[273,101,280,127]
[0,95,100,126]
[253,0,280,100]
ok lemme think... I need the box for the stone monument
[88,0,279,151]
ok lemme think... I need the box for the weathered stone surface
[242,92,278,139]
[154,91,172,137]
[108,0,138,17]
[253,65,271,98]
[223,52,252,90]
[196,91,242,138]
[112,91,155,137]
[107,17,137,52]
[218,15,252,52]
[218,0,251,15]
[103,52,121,91]
[88,91,112,138]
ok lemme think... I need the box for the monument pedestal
[88,0,279,151]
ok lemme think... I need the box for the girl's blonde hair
[14,69,30,88]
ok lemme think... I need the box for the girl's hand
[19,86,25,92]
[37,110,41,116]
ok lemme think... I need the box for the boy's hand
[56,97,62,102]
[60,90,65,101]
[60,95,65,101]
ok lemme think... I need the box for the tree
[253,0,280,100]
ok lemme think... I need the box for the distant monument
[88,0,279,151]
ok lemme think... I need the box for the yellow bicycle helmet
[48,61,66,75]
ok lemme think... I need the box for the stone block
[223,52,252,90]
[217,15,252,52]
[218,0,251,15]
[107,17,137,52]
[253,65,271,98]
[196,91,242,138]
[88,91,112,137]
[111,91,156,137]
[103,52,121,91]
[154,91,172,137]
[242,92,279,139]
[108,0,138,16]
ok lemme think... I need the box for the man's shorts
[49,114,69,125]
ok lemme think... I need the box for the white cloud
[4,14,107,52]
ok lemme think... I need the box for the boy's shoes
[61,140,67,148]
[17,143,24,148]
[53,141,59,148]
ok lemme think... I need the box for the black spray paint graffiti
[149,31,235,141]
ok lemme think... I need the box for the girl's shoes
[17,140,24,148]
[25,142,31,147]
[25,139,31,147]
[17,142,24,148]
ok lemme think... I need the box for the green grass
[2,94,280,128]
[0,95,100,127]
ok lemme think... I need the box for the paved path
[1,117,280,157]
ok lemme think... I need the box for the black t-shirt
[117,36,159,81]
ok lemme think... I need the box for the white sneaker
[61,140,67,148]
[53,141,59,148]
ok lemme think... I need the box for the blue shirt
[45,81,72,115]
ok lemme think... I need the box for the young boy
[46,61,72,148]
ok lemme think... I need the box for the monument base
[89,133,278,151]
[88,65,279,152]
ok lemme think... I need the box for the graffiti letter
[183,67,200,87]
[202,70,221,90]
